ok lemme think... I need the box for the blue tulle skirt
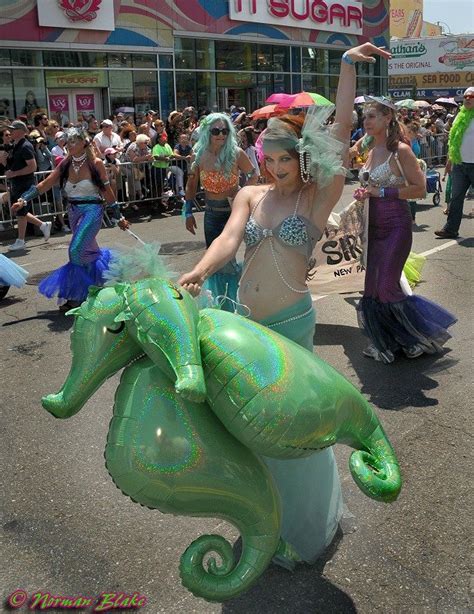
[358,294,457,356]
[0,254,28,288]
[38,248,113,302]
[258,295,343,565]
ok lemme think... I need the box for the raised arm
[313,44,391,229]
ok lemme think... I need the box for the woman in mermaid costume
[182,113,258,310]
[355,98,456,364]
[180,43,391,568]
[11,129,128,309]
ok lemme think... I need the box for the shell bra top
[200,169,239,193]
[360,152,406,189]
[244,189,321,261]
[65,179,101,198]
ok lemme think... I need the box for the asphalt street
[1,181,473,614]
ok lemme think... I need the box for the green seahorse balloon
[42,277,402,602]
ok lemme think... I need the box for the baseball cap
[146,109,157,115]
[104,147,117,155]
[54,131,67,141]
[7,120,28,132]
[464,86,474,96]
[101,119,113,127]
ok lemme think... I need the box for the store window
[109,70,133,116]
[196,72,216,112]
[302,74,329,98]
[292,74,302,93]
[159,55,173,69]
[43,51,107,68]
[328,50,343,74]
[291,47,301,73]
[175,38,195,70]
[302,48,327,74]
[11,50,42,67]
[215,41,256,71]
[273,46,290,72]
[257,45,272,72]
[13,69,47,120]
[133,71,159,116]
[132,54,157,68]
[0,70,13,119]
[0,50,10,66]
[159,71,174,119]
[108,53,132,68]
[176,72,196,110]
[196,40,215,70]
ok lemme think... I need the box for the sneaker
[403,344,424,359]
[8,238,26,251]
[178,189,186,198]
[363,344,383,361]
[62,225,71,233]
[40,221,52,241]
[434,228,458,239]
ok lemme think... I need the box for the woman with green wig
[182,113,257,310]
[180,43,392,569]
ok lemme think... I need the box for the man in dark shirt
[6,120,51,251]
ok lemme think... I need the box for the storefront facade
[0,0,389,123]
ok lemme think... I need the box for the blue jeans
[444,162,474,234]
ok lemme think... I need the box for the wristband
[183,199,194,219]
[384,187,399,199]
[20,185,40,203]
[342,51,355,65]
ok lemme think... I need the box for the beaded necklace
[71,153,87,174]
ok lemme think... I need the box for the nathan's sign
[389,72,474,89]
[389,36,474,75]
[229,0,363,35]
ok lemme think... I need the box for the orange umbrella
[250,104,279,120]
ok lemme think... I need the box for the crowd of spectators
[0,98,464,233]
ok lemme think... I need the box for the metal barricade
[419,133,448,168]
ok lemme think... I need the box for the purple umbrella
[266,93,292,104]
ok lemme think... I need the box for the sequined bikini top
[241,186,319,296]
[200,169,239,193]
[244,189,320,261]
[65,179,101,197]
[360,152,406,188]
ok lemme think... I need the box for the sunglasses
[464,95,474,100]
[210,127,229,136]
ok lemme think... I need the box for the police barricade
[0,162,186,227]
[419,133,448,167]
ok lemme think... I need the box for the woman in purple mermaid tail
[356,97,456,363]
[11,128,128,311]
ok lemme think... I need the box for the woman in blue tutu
[180,44,391,568]
[0,253,28,300]
[11,128,128,310]
[356,98,456,363]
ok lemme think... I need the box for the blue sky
[423,0,474,34]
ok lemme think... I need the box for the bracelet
[20,185,40,203]
[380,187,399,199]
[183,199,194,219]
[342,51,355,65]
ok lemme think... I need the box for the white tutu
[0,254,29,287]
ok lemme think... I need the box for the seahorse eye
[106,321,125,334]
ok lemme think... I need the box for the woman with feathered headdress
[180,44,392,569]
